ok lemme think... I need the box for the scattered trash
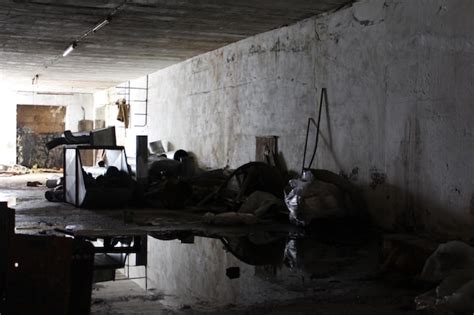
[164,149,189,162]
[284,169,364,226]
[285,170,315,226]
[45,176,65,202]
[149,140,166,155]
[45,186,64,202]
[285,171,348,225]
[26,181,42,187]
[238,190,287,219]
[0,164,31,175]
[148,159,182,180]
[81,165,135,208]
[420,240,474,283]
[199,162,285,210]
[46,176,62,188]
[380,234,437,276]
[187,169,229,203]
[415,241,474,314]
[146,178,192,209]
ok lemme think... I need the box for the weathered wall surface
[0,91,94,165]
[16,105,67,168]
[103,0,473,237]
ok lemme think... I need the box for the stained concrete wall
[99,0,473,237]
[0,90,94,165]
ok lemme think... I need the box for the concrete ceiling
[0,0,351,93]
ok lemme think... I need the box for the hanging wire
[301,88,327,174]
[36,1,127,74]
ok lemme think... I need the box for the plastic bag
[284,170,314,226]
[284,170,348,226]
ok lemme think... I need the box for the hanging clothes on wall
[116,98,130,128]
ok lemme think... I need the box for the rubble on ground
[0,164,31,175]
[415,241,474,314]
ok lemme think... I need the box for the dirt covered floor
[1,173,426,314]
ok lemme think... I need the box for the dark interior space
[0,0,473,314]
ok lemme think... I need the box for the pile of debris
[41,121,368,228]
[0,164,31,176]
[415,241,474,314]
[42,133,367,229]
[87,143,361,230]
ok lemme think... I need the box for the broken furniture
[75,234,147,284]
[56,227,148,285]
[64,144,132,207]
[92,235,147,283]
[46,126,117,150]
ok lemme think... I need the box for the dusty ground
[90,276,420,315]
[1,173,425,314]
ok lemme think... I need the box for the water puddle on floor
[108,231,375,312]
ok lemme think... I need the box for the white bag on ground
[284,171,347,226]
[416,240,474,314]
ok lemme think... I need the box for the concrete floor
[87,235,422,315]
[1,173,424,314]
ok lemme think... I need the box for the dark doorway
[16,105,66,169]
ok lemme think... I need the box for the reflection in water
[221,232,287,266]
[143,232,362,309]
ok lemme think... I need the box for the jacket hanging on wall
[116,98,130,128]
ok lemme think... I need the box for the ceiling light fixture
[36,0,126,78]
[92,17,111,33]
[62,41,77,57]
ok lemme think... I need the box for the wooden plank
[256,136,278,166]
